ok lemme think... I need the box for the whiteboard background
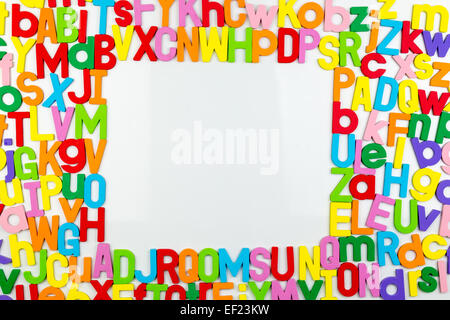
[2,0,449,300]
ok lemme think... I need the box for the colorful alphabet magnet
[0,0,448,301]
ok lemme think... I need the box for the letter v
[0,269,20,294]
[418,205,441,231]
[51,106,75,141]
[59,198,84,223]
[85,139,107,174]
[298,280,323,300]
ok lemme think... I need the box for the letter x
[91,280,113,300]
[393,54,417,80]
[134,26,158,61]
[43,73,74,112]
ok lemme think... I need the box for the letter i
[393,137,406,169]
[4,139,15,183]
[78,10,88,43]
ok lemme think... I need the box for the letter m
[36,43,69,79]
[412,4,449,32]
[218,248,249,282]
[339,236,376,262]
[271,279,299,300]
[75,104,107,139]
